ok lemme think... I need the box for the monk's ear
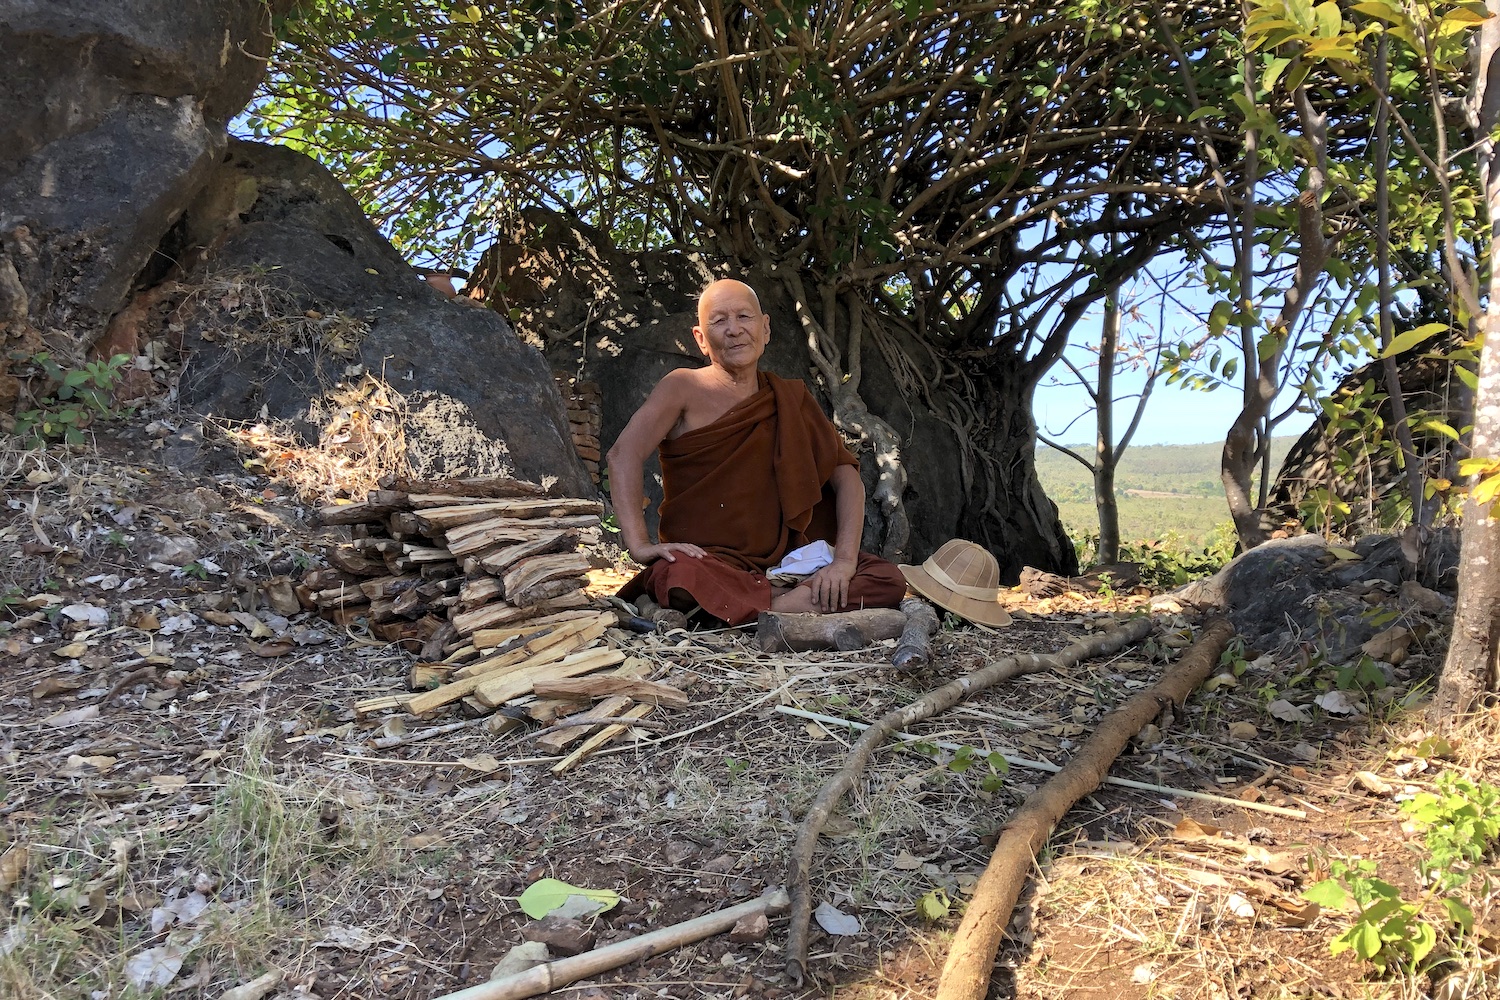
[691,324,710,356]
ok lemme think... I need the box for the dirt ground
[1,424,1495,1000]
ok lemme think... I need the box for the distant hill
[1035,437,1299,546]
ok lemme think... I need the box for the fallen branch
[935,617,1235,1000]
[756,607,907,652]
[432,889,790,1000]
[773,705,1305,819]
[784,616,1155,984]
[891,596,939,669]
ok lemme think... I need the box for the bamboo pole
[431,890,790,1000]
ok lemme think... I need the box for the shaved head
[697,279,761,325]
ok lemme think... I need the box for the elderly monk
[608,279,907,625]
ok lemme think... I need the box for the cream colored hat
[899,539,1013,627]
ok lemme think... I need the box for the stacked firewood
[306,477,685,769]
[302,476,602,652]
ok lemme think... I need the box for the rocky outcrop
[0,0,274,407]
[171,140,594,496]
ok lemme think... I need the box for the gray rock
[0,0,273,387]
[519,916,595,957]
[172,141,593,497]
[1170,535,1396,657]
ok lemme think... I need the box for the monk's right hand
[630,542,707,565]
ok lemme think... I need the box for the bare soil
[0,423,1492,1000]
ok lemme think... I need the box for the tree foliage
[253,0,1246,561]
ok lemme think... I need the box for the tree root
[783,615,1157,985]
[934,617,1236,1000]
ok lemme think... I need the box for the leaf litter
[0,429,1481,999]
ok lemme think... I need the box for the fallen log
[756,608,907,652]
[935,617,1235,1000]
[433,889,790,1000]
[891,597,940,670]
[784,615,1156,985]
[315,498,404,526]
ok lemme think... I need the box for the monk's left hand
[806,558,857,613]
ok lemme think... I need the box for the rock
[1399,580,1450,614]
[727,912,769,944]
[519,916,595,957]
[1169,535,1415,657]
[172,141,592,496]
[0,1,274,380]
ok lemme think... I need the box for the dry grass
[216,374,414,504]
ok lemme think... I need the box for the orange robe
[618,372,907,624]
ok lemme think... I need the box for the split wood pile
[303,476,683,770]
[300,476,603,653]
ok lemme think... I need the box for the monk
[608,278,908,625]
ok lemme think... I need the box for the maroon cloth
[618,372,907,624]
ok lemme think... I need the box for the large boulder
[0,0,274,406]
[171,140,594,496]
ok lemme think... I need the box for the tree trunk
[1435,1,1500,720]
[1094,283,1121,565]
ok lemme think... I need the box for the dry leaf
[1354,770,1394,797]
[150,775,189,793]
[0,844,29,892]
[44,705,100,728]
[893,851,924,871]
[814,901,861,936]
[246,638,295,658]
[1314,690,1363,716]
[805,722,830,741]
[1265,699,1311,723]
[1228,721,1258,741]
[1225,893,1256,918]
[220,970,284,1000]
[1172,818,1223,841]
[458,754,501,774]
[124,943,187,989]
[31,676,84,698]
[404,832,446,850]
[52,642,88,659]
[1361,627,1412,665]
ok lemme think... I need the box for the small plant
[8,352,132,447]
[948,745,1010,793]
[1402,773,1500,893]
[1302,859,1448,975]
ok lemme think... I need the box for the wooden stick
[772,706,1306,819]
[532,676,689,708]
[935,618,1235,1000]
[756,607,907,652]
[783,616,1155,985]
[891,596,940,669]
[532,696,632,751]
[552,703,655,773]
[432,889,790,1000]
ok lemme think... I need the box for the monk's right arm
[605,374,705,566]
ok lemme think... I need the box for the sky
[1032,371,1318,448]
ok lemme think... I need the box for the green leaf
[1208,300,1232,337]
[1418,419,1461,441]
[1351,918,1383,960]
[1408,919,1437,963]
[1381,323,1448,358]
[1314,2,1343,38]
[1186,106,1225,122]
[517,878,620,919]
[1443,897,1475,932]
[915,888,951,922]
[1302,879,1351,910]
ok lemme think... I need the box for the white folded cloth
[766,540,836,585]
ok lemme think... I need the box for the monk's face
[693,280,770,376]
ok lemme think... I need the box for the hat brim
[898,564,1013,628]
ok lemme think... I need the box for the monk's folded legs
[618,551,907,626]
